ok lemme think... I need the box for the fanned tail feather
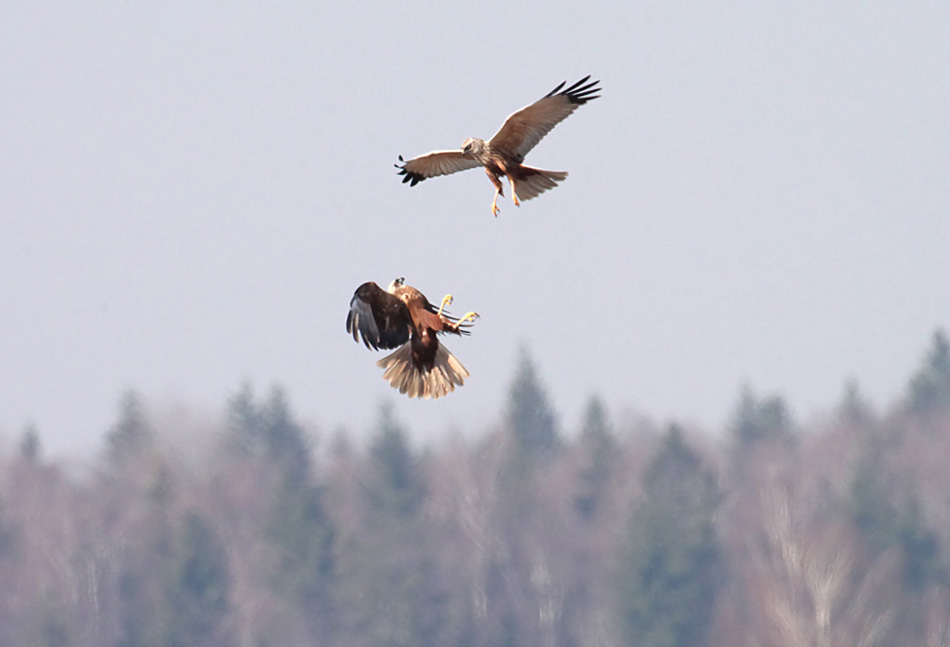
[512,166,568,202]
[376,343,470,399]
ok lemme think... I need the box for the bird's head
[461,138,483,156]
[387,277,405,294]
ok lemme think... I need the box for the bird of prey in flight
[396,76,601,217]
[346,278,479,399]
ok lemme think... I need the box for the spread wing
[347,282,412,350]
[488,76,601,160]
[395,151,481,186]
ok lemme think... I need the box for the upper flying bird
[346,278,479,399]
[396,75,601,217]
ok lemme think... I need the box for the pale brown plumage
[346,278,479,399]
[396,76,601,216]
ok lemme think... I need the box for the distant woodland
[1,329,949,646]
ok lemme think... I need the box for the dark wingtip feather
[398,171,425,186]
[559,75,601,104]
[395,159,426,186]
[543,80,567,99]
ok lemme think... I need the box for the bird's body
[397,76,601,216]
[346,278,478,399]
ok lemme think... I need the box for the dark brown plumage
[346,278,478,399]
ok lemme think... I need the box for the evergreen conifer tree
[367,402,425,518]
[731,385,794,446]
[505,349,559,470]
[165,512,232,647]
[907,329,950,415]
[619,426,721,647]
[18,424,41,464]
[104,390,153,468]
[574,395,615,519]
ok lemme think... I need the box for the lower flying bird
[347,278,479,399]
[396,75,601,217]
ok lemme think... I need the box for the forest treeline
[1,330,950,646]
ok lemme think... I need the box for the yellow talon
[456,311,479,326]
[437,294,453,317]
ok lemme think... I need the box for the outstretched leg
[437,294,453,318]
[458,311,479,325]
[508,177,521,206]
[450,311,479,331]
[485,169,504,217]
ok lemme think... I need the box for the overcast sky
[2,1,948,458]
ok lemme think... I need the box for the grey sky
[2,2,948,457]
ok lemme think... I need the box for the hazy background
[2,1,948,457]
